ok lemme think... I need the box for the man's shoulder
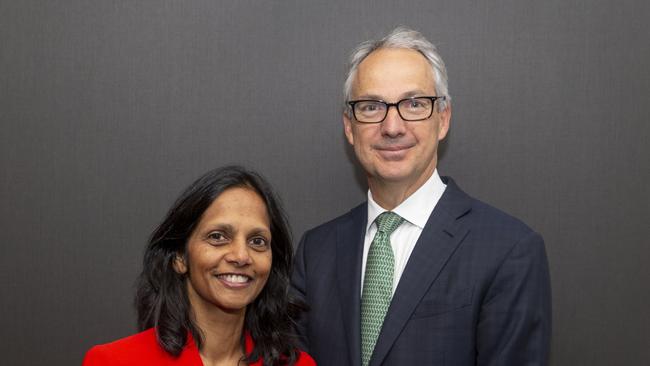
[473,196,533,227]
[300,202,366,240]
[443,176,540,239]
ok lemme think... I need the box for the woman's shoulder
[295,350,317,365]
[244,332,316,366]
[83,328,159,365]
[82,328,201,366]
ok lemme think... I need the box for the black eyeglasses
[347,96,446,123]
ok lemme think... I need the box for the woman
[83,166,315,365]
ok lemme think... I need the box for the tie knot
[375,211,404,235]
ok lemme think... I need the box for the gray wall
[1,1,648,365]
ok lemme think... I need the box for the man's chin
[369,163,435,188]
[371,167,414,184]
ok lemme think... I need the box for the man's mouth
[379,145,410,151]
[375,143,414,160]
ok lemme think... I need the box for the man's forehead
[352,48,436,99]
[353,89,430,101]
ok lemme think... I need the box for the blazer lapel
[336,204,367,366]
[370,178,472,366]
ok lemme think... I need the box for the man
[291,27,551,366]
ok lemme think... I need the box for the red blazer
[83,328,315,365]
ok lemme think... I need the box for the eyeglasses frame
[347,96,447,124]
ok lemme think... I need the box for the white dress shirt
[361,169,447,295]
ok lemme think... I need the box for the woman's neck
[192,303,247,366]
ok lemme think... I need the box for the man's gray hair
[343,26,450,113]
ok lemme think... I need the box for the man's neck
[368,168,436,210]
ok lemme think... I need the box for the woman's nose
[225,240,252,266]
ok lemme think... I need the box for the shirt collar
[367,169,447,231]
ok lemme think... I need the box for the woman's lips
[216,273,252,288]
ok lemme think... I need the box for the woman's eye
[249,237,269,249]
[206,231,228,244]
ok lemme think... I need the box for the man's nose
[380,105,407,137]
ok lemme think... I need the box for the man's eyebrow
[353,90,429,101]
[399,90,427,99]
[353,94,384,100]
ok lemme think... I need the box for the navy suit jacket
[291,177,551,366]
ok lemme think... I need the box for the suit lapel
[370,178,472,366]
[336,204,367,366]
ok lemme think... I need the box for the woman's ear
[173,254,187,274]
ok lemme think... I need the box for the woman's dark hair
[135,165,302,365]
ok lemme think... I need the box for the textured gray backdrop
[1,1,649,365]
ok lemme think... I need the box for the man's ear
[437,104,452,141]
[343,112,355,145]
[173,254,187,274]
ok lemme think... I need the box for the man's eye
[358,102,383,112]
[407,100,424,108]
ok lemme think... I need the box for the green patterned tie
[361,211,404,366]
